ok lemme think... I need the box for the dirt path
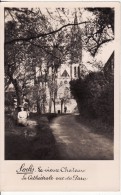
[50,115,114,160]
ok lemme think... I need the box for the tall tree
[5,7,114,111]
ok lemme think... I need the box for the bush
[70,70,114,125]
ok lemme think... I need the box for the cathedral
[35,13,83,114]
[45,63,80,113]
[35,62,80,114]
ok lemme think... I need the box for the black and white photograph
[5,6,114,160]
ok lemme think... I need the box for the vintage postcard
[0,1,120,191]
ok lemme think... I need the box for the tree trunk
[49,92,52,113]
[61,99,63,114]
[37,100,41,114]
[41,99,46,114]
[70,63,72,80]
[8,72,23,107]
[53,100,56,113]
[12,79,23,106]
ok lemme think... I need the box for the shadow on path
[5,114,114,160]
[5,115,60,160]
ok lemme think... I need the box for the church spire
[72,10,79,32]
[74,10,78,24]
[70,10,82,79]
[70,11,82,64]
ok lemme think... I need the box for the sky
[83,40,114,71]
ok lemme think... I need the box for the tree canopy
[5,7,114,111]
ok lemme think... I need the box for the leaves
[70,56,114,124]
[5,7,114,111]
[83,8,114,56]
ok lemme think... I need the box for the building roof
[103,51,114,73]
[6,83,15,92]
[61,70,70,77]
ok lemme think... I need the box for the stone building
[35,13,83,113]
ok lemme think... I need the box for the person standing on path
[64,106,67,113]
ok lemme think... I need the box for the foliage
[70,69,114,125]
[84,8,114,56]
[5,7,114,113]
[86,8,114,33]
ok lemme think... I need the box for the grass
[5,113,60,160]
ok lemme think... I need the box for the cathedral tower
[70,11,82,79]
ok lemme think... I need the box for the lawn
[5,113,59,160]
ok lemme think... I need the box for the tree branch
[5,21,89,45]
[89,38,114,56]
[6,8,36,15]
[30,42,60,60]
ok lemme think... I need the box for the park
[5,7,114,160]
